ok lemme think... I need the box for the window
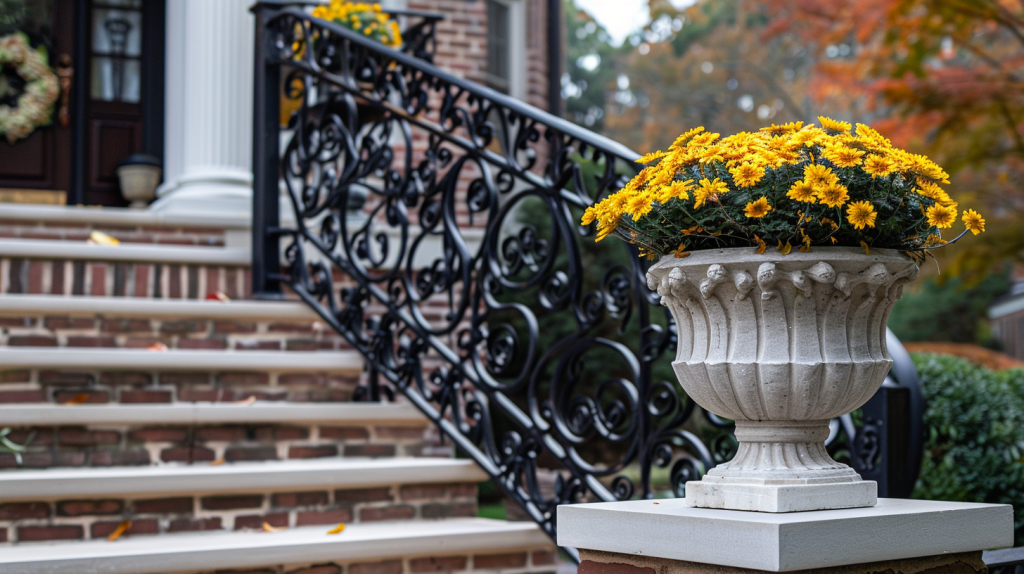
[484,0,525,99]
[89,0,143,103]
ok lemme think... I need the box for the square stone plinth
[684,477,877,513]
[557,498,1013,572]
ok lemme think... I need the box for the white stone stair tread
[0,401,423,425]
[0,203,250,229]
[0,347,362,372]
[0,238,249,265]
[0,518,550,573]
[0,458,487,500]
[0,294,317,320]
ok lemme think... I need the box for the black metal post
[251,3,283,300]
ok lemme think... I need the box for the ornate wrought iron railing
[249,2,925,547]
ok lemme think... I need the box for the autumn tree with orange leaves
[593,0,1023,281]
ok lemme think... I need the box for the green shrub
[912,353,1024,544]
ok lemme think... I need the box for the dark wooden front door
[0,0,163,206]
[0,0,74,203]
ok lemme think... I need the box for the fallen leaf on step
[210,458,225,466]
[61,393,90,405]
[234,396,257,406]
[206,291,230,302]
[146,342,168,351]
[326,523,346,535]
[653,502,659,504]
[262,522,285,533]
[88,231,120,246]
[107,520,131,542]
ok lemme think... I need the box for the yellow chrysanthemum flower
[819,116,852,133]
[655,180,694,203]
[862,155,895,178]
[804,164,838,188]
[823,143,865,168]
[816,182,850,208]
[729,162,766,188]
[625,192,655,221]
[926,203,957,229]
[760,121,804,134]
[581,206,598,226]
[670,127,705,150]
[636,150,667,164]
[744,196,773,218]
[962,209,985,235]
[694,177,729,209]
[846,201,877,230]
[786,180,817,203]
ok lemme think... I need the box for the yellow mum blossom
[636,150,667,164]
[760,121,804,134]
[625,192,655,221]
[790,126,827,148]
[694,177,729,208]
[655,180,695,204]
[926,203,957,229]
[687,132,720,148]
[804,164,838,188]
[744,196,772,218]
[787,179,816,203]
[962,209,986,235]
[670,127,705,149]
[816,182,850,208]
[862,155,895,178]
[846,201,877,230]
[823,143,865,167]
[818,116,852,133]
[581,206,598,226]
[729,162,766,187]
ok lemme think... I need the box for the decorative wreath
[0,33,59,144]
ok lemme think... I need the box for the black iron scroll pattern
[258,7,716,541]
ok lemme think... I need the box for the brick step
[0,457,484,501]
[0,518,554,574]
[0,203,248,245]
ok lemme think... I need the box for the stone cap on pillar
[557,498,1014,572]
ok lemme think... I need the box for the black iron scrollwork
[251,4,716,544]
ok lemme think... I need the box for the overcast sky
[572,0,651,46]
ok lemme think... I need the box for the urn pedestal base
[684,477,877,513]
[683,420,877,512]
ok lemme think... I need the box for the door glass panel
[91,8,142,56]
[90,57,140,102]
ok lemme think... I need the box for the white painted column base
[151,169,253,215]
[557,498,1014,572]
[684,475,877,513]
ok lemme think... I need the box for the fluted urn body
[646,247,919,512]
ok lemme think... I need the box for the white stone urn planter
[646,247,919,513]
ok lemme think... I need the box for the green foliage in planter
[911,353,1024,544]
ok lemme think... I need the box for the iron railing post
[251,2,283,300]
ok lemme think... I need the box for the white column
[151,0,254,215]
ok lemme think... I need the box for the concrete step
[0,401,421,426]
[0,294,316,320]
[0,458,485,501]
[0,518,553,574]
[0,238,249,265]
[0,347,362,373]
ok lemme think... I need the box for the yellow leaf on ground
[262,522,285,532]
[89,231,120,246]
[61,393,90,405]
[326,523,346,535]
[107,520,131,542]
[234,396,257,406]
[206,291,230,302]
[860,240,870,255]
[146,342,168,351]
[210,458,225,466]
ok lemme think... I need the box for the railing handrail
[260,5,642,165]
